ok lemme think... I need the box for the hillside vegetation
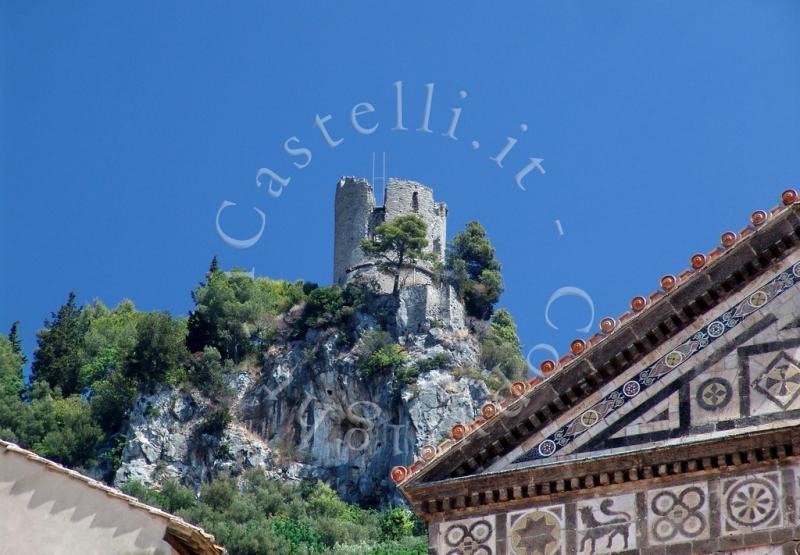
[0,220,529,554]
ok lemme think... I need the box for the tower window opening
[412,192,419,213]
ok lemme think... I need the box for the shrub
[363,344,406,377]
[189,346,229,399]
[479,309,529,383]
[414,353,452,373]
[451,366,503,392]
[160,478,197,513]
[196,406,231,436]
[303,286,349,328]
[122,471,428,555]
[356,331,405,377]
[394,365,420,385]
[122,480,168,508]
[379,507,415,541]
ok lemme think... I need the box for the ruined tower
[333,176,463,330]
[333,177,448,289]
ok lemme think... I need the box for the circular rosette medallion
[579,409,599,428]
[623,380,641,398]
[665,351,684,368]
[696,377,732,411]
[706,321,725,338]
[726,478,779,527]
[510,510,561,555]
[749,290,769,308]
[537,439,557,458]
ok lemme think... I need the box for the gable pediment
[398,199,800,495]
[496,257,800,473]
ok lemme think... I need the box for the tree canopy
[187,264,305,360]
[31,292,88,396]
[445,221,504,319]
[361,214,432,295]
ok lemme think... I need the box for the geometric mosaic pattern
[647,484,709,544]
[440,515,495,555]
[721,473,783,533]
[507,506,563,555]
[435,467,794,553]
[754,352,800,409]
[516,261,800,464]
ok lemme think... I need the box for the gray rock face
[115,316,490,506]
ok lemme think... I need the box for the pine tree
[187,257,221,354]
[445,221,504,319]
[208,255,220,275]
[8,321,25,364]
[31,292,87,396]
[361,214,432,296]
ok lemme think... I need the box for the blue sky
[2,1,799,373]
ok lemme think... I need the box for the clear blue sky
[2,1,799,373]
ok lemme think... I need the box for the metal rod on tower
[372,152,387,203]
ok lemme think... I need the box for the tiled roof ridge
[0,438,226,554]
[390,188,800,486]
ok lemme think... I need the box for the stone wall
[333,177,376,286]
[333,176,448,290]
[397,283,465,334]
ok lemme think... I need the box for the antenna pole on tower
[371,152,387,203]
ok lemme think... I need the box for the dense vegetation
[445,221,504,320]
[122,472,426,555]
[0,219,528,553]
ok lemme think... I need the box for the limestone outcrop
[114,315,491,506]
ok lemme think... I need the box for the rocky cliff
[114,291,492,506]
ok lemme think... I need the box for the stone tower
[333,176,448,289]
[333,176,463,331]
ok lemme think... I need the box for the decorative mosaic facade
[515,260,800,466]
[401,196,800,555]
[433,461,800,555]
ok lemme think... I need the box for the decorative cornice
[402,427,800,521]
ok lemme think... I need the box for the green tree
[35,394,104,467]
[0,334,24,398]
[89,368,137,434]
[480,308,529,383]
[186,257,222,353]
[361,214,432,296]
[189,346,229,399]
[31,292,87,396]
[125,312,189,385]
[445,221,504,319]
[187,268,305,360]
[8,321,25,363]
[75,300,145,392]
[379,507,415,542]
[208,255,220,274]
[303,286,347,328]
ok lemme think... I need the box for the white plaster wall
[0,449,177,555]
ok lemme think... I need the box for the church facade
[395,189,800,555]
